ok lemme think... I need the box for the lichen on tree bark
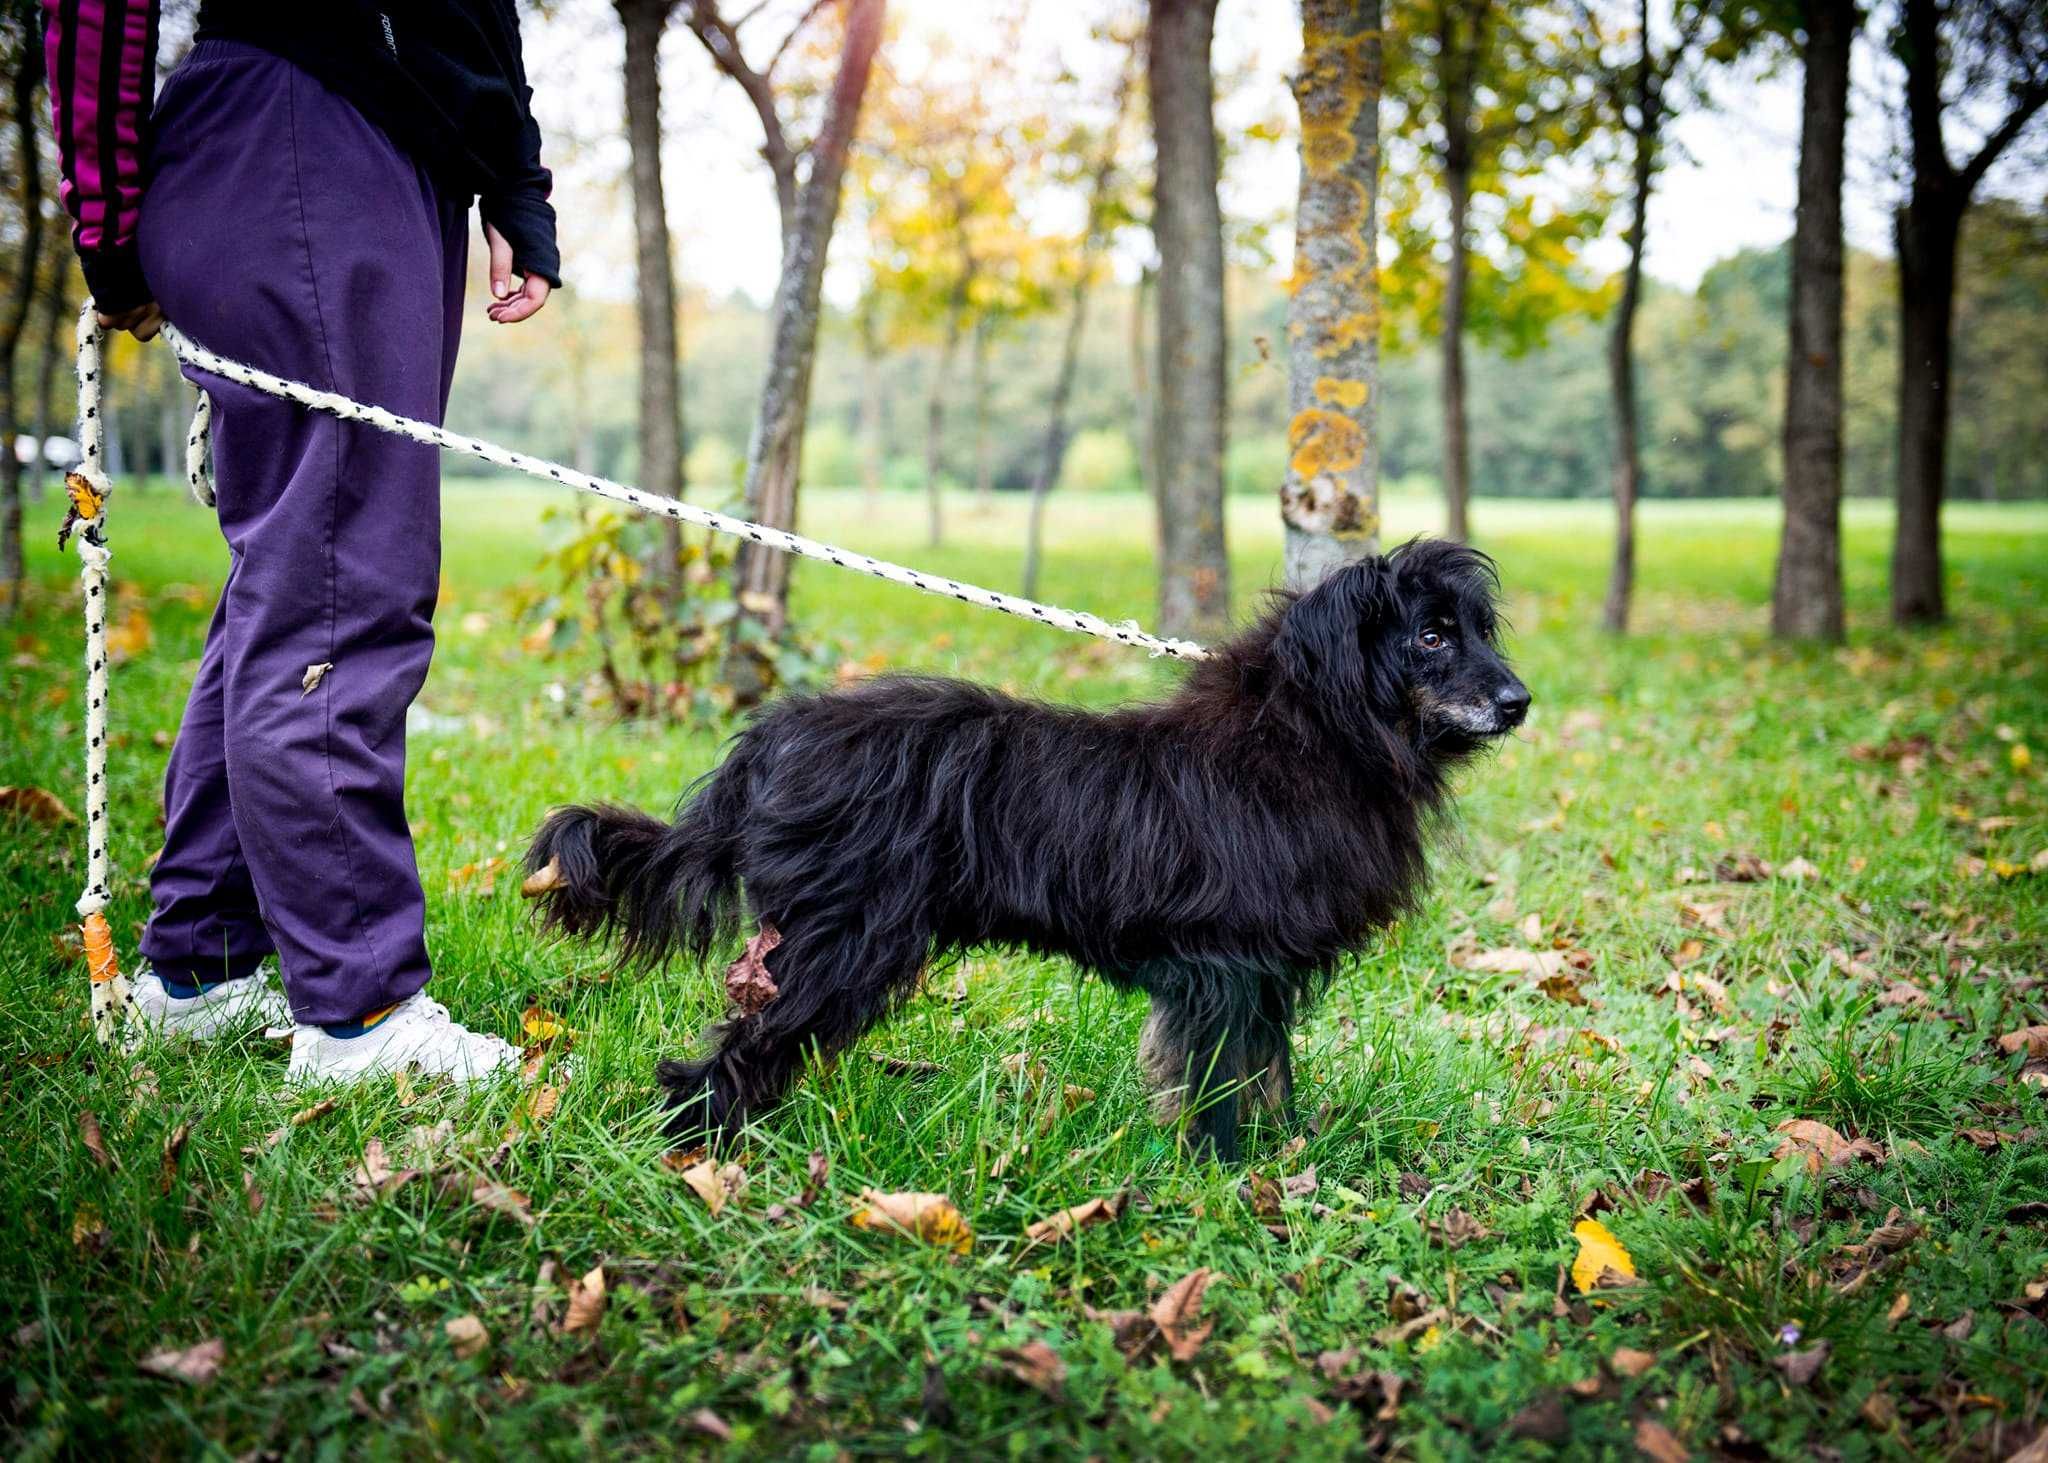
[1282,0,1382,591]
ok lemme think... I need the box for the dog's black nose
[1494,682,1531,726]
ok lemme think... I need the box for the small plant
[518,504,837,720]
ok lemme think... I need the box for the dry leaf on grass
[1570,1219,1637,1293]
[350,1139,421,1203]
[1610,1346,1656,1377]
[138,1337,225,1386]
[1507,1392,1569,1442]
[1772,1341,1830,1386]
[996,1339,1067,1398]
[1772,1118,1883,1173]
[1454,945,1567,980]
[1426,1207,1490,1249]
[675,1159,748,1217]
[1633,1417,1690,1462]
[725,925,782,1017]
[444,1314,489,1359]
[1778,856,1821,881]
[1715,851,1771,882]
[159,1120,193,1196]
[71,1205,107,1252]
[688,1408,734,1442]
[79,1110,115,1170]
[465,1181,536,1228]
[1149,1267,1217,1361]
[1538,971,1590,1006]
[560,1266,606,1334]
[1998,1026,2048,1059]
[1023,1192,1124,1246]
[0,786,79,825]
[850,1189,973,1252]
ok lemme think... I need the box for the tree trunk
[1130,263,1158,535]
[617,0,684,592]
[725,0,885,666]
[31,264,67,504]
[1282,0,1381,591]
[1437,2,1482,544]
[1022,274,1093,599]
[1771,0,1851,641]
[923,301,962,548]
[971,316,993,513]
[858,299,884,512]
[1891,197,1957,626]
[1603,0,1656,635]
[2,26,48,605]
[1147,0,1230,640]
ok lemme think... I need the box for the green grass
[3,482,2046,1458]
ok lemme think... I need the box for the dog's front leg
[1139,999,1245,1164]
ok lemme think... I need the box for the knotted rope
[59,304,1209,1040]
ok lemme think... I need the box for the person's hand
[485,224,550,324]
[96,302,165,341]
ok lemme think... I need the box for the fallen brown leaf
[996,1339,1067,1399]
[1508,1392,1568,1442]
[1773,1119,1884,1173]
[79,1110,115,1170]
[1023,1192,1125,1246]
[159,1120,193,1196]
[688,1408,734,1442]
[1634,1417,1690,1462]
[1610,1346,1656,1377]
[0,786,79,825]
[725,924,781,1017]
[1426,1207,1490,1249]
[349,1138,421,1203]
[560,1265,606,1334]
[850,1189,972,1252]
[444,1314,489,1359]
[1772,1341,1829,1386]
[1997,1025,2048,1060]
[1149,1267,1217,1361]
[1715,851,1771,883]
[138,1337,225,1386]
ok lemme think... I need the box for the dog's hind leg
[659,916,931,1149]
[1243,983,1300,1126]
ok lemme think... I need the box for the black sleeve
[477,3,561,287]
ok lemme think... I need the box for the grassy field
[3,483,2045,1459]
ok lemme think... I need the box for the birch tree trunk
[1603,0,1655,635]
[1148,0,1231,640]
[1130,263,1158,537]
[1,25,47,606]
[617,0,685,593]
[1282,0,1382,591]
[1771,0,1851,641]
[858,299,884,512]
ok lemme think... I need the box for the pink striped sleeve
[44,0,159,254]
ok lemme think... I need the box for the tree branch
[685,0,799,224]
[1958,76,2048,198]
[766,0,834,77]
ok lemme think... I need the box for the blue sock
[322,1003,399,1040]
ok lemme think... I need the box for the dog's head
[1271,538,1529,758]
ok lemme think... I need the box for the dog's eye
[1418,629,1448,651]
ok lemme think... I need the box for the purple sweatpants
[135,40,468,1025]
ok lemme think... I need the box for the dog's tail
[524,773,746,967]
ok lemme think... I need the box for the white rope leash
[63,306,130,1041]
[160,322,1211,663]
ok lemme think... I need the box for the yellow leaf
[850,1188,972,1253]
[1571,1218,1637,1293]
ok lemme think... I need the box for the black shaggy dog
[525,538,1528,1162]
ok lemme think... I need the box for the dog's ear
[1271,557,1403,709]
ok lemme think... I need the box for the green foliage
[515,503,836,722]
[1225,432,1287,499]
[1057,427,1137,494]
[684,434,744,496]
[800,420,861,489]
[4,486,2044,1456]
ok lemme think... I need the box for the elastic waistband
[183,36,289,67]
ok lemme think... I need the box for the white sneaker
[285,992,521,1087]
[125,961,293,1049]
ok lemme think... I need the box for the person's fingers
[489,274,551,325]
[486,224,515,301]
[94,303,164,340]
